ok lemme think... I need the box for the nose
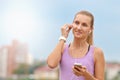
[77,25,82,30]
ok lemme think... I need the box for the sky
[0,0,120,62]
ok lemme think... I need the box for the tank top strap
[90,45,95,54]
[63,44,69,52]
[86,45,95,61]
[60,44,69,60]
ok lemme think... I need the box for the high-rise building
[12,40,29,64]
[0,40,34,78]
[0,46,8,78]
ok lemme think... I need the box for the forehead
[74,14,91,24]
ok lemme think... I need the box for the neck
[71,38,88,49]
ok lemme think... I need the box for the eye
[74,21,79,25]
[82,23,88,27]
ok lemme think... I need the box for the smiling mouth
[75,31,82,35]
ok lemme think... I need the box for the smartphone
[74,63,82,67]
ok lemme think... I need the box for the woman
[47,10,105,80]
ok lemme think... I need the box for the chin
[74,35,83,39]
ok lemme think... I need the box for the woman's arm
[93,47,105,80]
[47,24,72,69]
[47,40,65,69]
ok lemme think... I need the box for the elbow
[47,59,57,69]
[47,64,57,69]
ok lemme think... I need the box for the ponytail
[87,31,93,45]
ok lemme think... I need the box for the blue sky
[0,0,120,62]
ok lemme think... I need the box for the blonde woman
[47,10,105,80]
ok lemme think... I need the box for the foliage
[13,60,47,75]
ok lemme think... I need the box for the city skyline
[0,39,33,78]
[0,0,120,62]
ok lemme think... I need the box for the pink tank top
[59,44,95,80]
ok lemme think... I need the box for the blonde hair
[74,10,94,45]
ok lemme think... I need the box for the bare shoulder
[94,46,105,62]
[94,47,104,56]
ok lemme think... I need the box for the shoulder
[94,47,104,55]
[93,46,105,62]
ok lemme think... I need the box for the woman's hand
[72,65,87,77]
[61,24,73,38]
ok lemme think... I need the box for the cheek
[84,30,90,35]
[72,23,77,28]
[83,30,89,33]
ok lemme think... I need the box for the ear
[89,27,94,34]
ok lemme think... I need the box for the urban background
[0,40,120,80]
[0,0,120,80]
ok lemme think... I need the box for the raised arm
[47,40,65,69]
[47,24,73,69]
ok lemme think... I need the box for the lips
[75,31,82,35]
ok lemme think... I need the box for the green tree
[13,63,29,75]
[112,71,120,80]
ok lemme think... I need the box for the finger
[61,24,69,35]
[66,24,73,32]
[81,66,87,73]
[73,67,82,76]
[65,24,69,31]
[74,66,84,73]
[82,66,87,71]
[61,24,67,30]
[82,66,86,69]
[69,24,73,30]
[74,65,82,71]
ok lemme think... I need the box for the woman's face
[72,14,92,39]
